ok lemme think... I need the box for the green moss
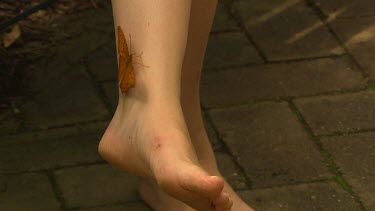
[334,176,353,193]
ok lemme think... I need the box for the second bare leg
[181,0,254,210]
[99,0,232,210]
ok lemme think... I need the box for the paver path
[1,0,374,210]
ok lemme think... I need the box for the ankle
[121,66,182,104]
[118,86,181,111]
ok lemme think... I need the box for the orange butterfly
[117,26,135,93]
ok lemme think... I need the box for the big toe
[212,191,233,211]
[180,171,224,197]
[156,162,226,210]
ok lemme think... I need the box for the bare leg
[139,0,254,210]
[181,1,254,210]
[98,0,233,210]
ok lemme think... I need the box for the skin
[181,1,253,210]
[99,0,254,210]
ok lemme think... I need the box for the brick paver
[54,164,139,208]
[330,17,375,81]
[0,133,103,173]
[294,90,375,135]
[87,42,117,82]
[239,182,361,210]
[77,202,151,211]
[55,32,112,65]
[204,32,263,69]
[1,0,374,210]
[203,113,221,148]
[201,56,366,108]
[0,109,19,135]
[211,2,240,32]
[215,151,248,190]
[316,0,375,18]
[52,8,114,38]
[101,81,119,111]
[22,65,110,129]
[0,173,61,211]
[233,0,344,60]
[209,102,331,188]
[25,7,115,104]
[322,132,375,210]
[0,121,108,146]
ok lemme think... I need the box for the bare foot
[139,179,195,211]
[137,118,254,211]
[139,177,233,211]
[200,159,254,211]
[98,92,232,211]
[138,159,253,211]
[138,158,252,211]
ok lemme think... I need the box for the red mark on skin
[210,201,215,209]
[155,143,162,150]
[152,136,164,151]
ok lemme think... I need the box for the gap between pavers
[322,131,375,210]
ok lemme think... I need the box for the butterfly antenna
[129,33,132,53]
[133,51,144,58]
[133,61,150,68]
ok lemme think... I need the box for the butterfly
[117,26,135,93]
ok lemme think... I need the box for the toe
[212,192,233,211]
[180,169,225,199]
[156,163,227,210]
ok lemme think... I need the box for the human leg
[98,0,232,210]
[180,0,254,210]
[137,0,253,209]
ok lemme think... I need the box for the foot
[200,159,254,211]
[138,162,252,211]
[137,125,254,210]
[139,177,234,211]
[98,92,232,211]
[139,179,196,211]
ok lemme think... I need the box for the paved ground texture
[1,0,375,210]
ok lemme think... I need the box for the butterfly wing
[123,60,136,91]
[117,26,136,93]
[117,26,129,58]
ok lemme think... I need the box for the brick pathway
[1,0,374,210]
